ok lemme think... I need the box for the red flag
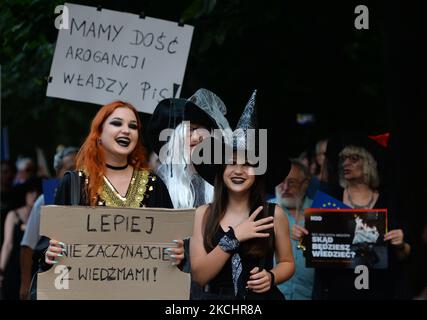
[368,133,390,148]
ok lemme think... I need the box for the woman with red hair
[42,101,183,267]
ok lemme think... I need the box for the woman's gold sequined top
[97,169,157,208]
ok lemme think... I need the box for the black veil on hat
[193,90,290,194]
[146,89,231,155]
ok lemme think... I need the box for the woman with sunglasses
[295,134,411,299]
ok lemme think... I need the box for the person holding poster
[42,101,184,269]
[190,91,294,300]
[306,133,411,299]
[274,159,314,300]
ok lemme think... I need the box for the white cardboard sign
[47,3,194,113]
[37,205,194,300]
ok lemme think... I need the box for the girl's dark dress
[202,204,285,300]
[2,212,25,300]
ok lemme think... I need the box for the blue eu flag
[311,191,350,209]
[42,178,60,205]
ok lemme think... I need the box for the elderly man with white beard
[273,159,314,300]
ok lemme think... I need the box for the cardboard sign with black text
[304,209,388,269]
[46,3,194,113]
[37,205,194,299]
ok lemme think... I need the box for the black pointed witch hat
[146,89,231,155]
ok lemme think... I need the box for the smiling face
[100,107,139,161]
[223,153,256,194]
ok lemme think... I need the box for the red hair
[76,101,148,206]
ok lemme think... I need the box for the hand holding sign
[45,239,67,265]
[167,240,184,266]
[291,224,309,241]
[384,229,404,246]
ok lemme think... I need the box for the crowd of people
[1,89,426,300]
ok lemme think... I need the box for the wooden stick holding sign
[37,205,194,299]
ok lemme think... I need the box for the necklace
[347,188,375,209]
[294,205,307,252]
[106,163,128,170]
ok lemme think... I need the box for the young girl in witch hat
[190,90,294,300]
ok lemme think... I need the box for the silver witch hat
[233,89,258,151]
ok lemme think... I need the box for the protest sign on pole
[37,205,194,299]
[47,3,194,113]
[304,208,388,269]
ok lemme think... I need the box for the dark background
[1,0,426,296]
[1,0,399,155]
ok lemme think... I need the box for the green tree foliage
[1,0,386,167]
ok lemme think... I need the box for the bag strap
[65,171,81,205]
[268,203,275,217]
